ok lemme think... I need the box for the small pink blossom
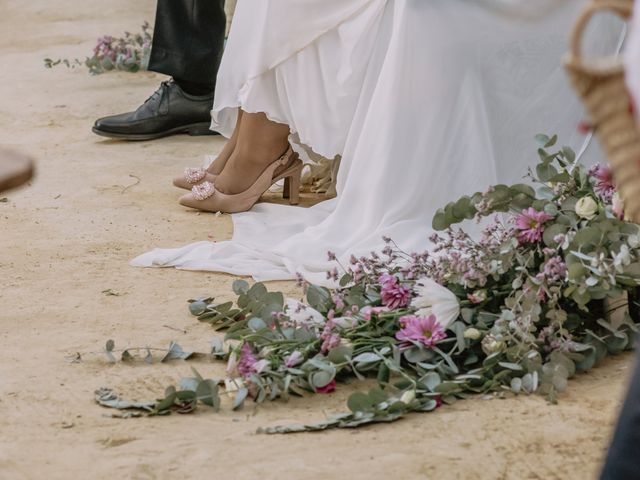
[320,321,341,353]
[537,256,567,284]
[379,275,411,309]
[360,306,390,322]
[395,314,446,348]
[284,351,304,368]
[237,343,268,378]
[612,193,625,220]
[315,379,337,394]
[588,164,615,201]
[467,290,486,304]
[514,207,554,244]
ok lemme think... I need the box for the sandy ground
[0,1,635,479]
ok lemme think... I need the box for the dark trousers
[148,0,226,89]
[601,351,640,479]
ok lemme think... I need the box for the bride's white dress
[132,0,622,286]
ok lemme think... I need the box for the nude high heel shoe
[178,146,302,213]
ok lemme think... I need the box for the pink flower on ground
[514,207,554,244]
[395,314,446,348]
[588,164,615,201]
[284,351,304,368]
[320,321,341,353]
[237,343,268,378]
[360,306,390,322]
[315,379,337,394]
[379,275,411,309]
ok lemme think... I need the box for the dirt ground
[0,1,635,479]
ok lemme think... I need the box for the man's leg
[93,0,226,141]
[149,0,226,95]
[600,350,640,479]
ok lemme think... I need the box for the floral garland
[44,22,152,74]
[98,135,640,432]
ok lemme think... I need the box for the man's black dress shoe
[92,80,218,140]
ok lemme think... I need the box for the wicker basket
[564,0,640,222]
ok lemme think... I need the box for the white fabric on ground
[133,0,621,286]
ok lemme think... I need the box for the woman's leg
[214,111,290,194]
[207,110,244,175]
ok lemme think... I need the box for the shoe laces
[140,80,172,107]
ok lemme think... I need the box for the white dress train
[132,0,623,286]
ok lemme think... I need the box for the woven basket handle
[570,0,633,58]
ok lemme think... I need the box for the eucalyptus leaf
[232,280,250,295]
[419,372,441,392]
[161,341,193,362]
[347,392,374,413]
[310,370,335,389]
[196,380,220,410]
[233,388,249,410]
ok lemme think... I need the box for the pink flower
[379,275,411,309]
[237,343,268,378]
[537,256,567,284]
[315,379,337,394]
[395,314,446,348]
[612,193,625,220]
[360,306,390,322]
[284,351,304,368]
[514,207,553,244]
[320,321,341,353]
[588,164,615,201]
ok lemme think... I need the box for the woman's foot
[178,146,302,213]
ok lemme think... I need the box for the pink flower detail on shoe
[191,181,216,201]
[184,167,207,184]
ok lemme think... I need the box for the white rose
[481,334,506,355]
[575,196,598,220]
[463,328,482,340]
[400,390,416,405]
[412,278,460,328]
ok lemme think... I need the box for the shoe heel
[187,123,217,136]
[283,177,291,199]
[284,169,301,205]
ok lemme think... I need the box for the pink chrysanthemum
[514,207,553,244]
[379,275,411,309]
[395,314,446,348]
[588,164,615,201]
